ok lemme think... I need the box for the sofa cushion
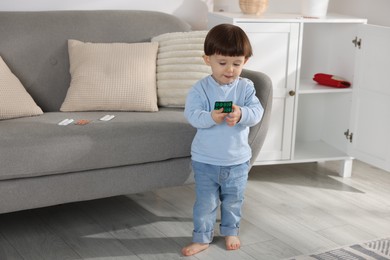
[152,31,211,107]
[0,56,43,120]
[60,40,159,112]
[0,109,195,181]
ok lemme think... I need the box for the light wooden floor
[1,160,390,260]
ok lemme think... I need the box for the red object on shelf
[313,73,351,88]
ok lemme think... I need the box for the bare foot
[225,236,241,250]
[181,242,209,256]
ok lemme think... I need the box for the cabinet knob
[289,90,296,96]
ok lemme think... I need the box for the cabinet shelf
[299,79,352,94]
[254,140,350,166]
[294,140,351,162]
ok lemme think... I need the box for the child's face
[203,54,248,85]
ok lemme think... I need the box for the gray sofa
[0,10,272,214]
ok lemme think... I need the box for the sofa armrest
[241,69,273,166]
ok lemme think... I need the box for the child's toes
[225,236,241,250]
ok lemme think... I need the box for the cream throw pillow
[152,31,211,107]
[0,56,43,120]
[60,40,159,112]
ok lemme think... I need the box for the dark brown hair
[204,24,253,58]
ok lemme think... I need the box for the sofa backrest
[0,11,191,112]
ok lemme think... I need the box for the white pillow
[60,40,159,112]
[0,56,43,120]
[152,31,211,107]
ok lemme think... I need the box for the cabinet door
[236,23,300,162]
[349,24,390,172]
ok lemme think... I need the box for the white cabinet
[242,23,300,162]
[349,24,390,172]
[208,14,301,162]
[208,12,390,176]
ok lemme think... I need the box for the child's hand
[212,108,228,124]
[225,104,241,127]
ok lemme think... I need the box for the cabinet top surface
[209,12,367,24]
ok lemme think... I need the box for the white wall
[214,0,390,27]
[1,0,390,28]
[0,0,210,30]
[329,0,390,27]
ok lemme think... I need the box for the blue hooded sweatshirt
[184,75,264,166]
